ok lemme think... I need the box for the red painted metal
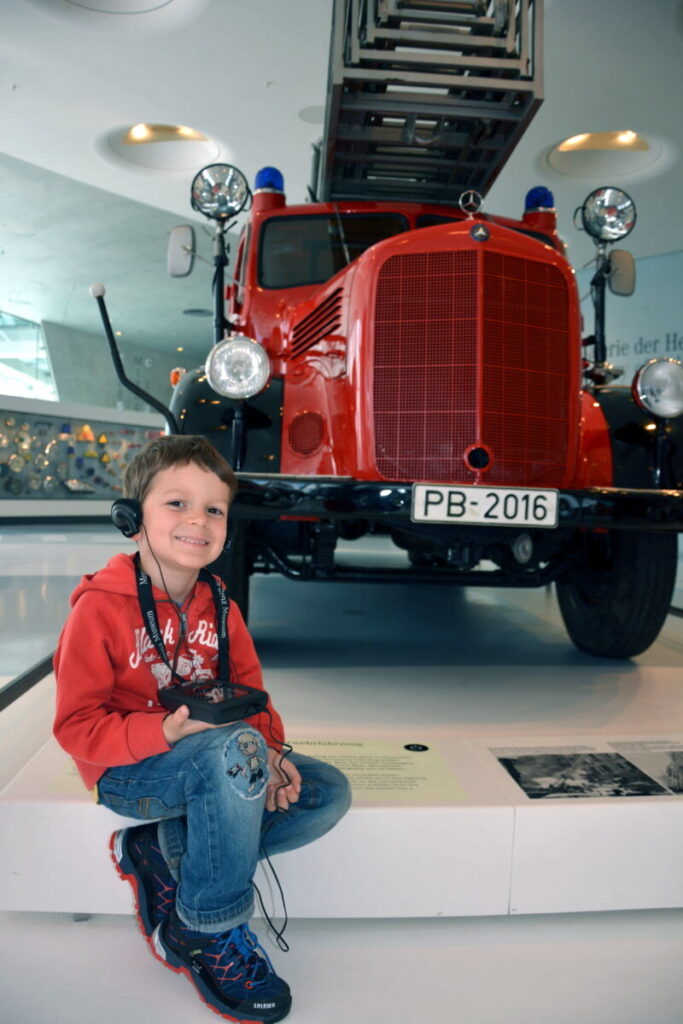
[574,391,614,487]
[370,245,576,486]
[229,198,587,487]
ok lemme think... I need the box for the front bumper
[233,475,683,531]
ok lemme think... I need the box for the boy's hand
[162,705,216,744]
[266,748,302,812]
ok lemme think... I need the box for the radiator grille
[373,250,571,485]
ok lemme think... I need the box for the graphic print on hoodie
[53,552,283,790]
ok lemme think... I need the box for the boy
[53,434,351,1024]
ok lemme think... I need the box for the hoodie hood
[70,552,139,606]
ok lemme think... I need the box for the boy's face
[138,462,230,582]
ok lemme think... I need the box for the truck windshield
[259,212,409,289]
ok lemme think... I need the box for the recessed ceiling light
[124,123,207,145]
[557,130,649,152]
[543,131,677,183]
[102,123,221,171]
[64,1,169,11]
[26,0,210,34]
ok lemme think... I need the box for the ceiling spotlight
[124,123,208,145]
[190,164,250,220]
[105,123,219,170]
[558,131,648,153]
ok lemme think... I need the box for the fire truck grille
[373,249,572,485]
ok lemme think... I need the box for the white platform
[2,708,682,918]
[0,724,514,918]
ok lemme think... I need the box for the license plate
[411,484,558,528]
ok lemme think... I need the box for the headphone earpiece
[111,498,143,538]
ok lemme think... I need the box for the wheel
[556,529,677,658]
[208,519,251,622]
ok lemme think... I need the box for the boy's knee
[221,727,268,801]
[297,759,352,816]
[325,763,352,816]
[337,767,353,808]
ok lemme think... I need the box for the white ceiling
[0,0,682,363]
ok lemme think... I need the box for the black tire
[208,520,251,622]
[556,529,677,658]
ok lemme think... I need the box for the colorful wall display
[0,406,163,501]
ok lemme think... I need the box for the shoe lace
[211,925,275,987]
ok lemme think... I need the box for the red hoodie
[53,552,284,790]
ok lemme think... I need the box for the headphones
[111,495,232,551]
[111,498,142,538]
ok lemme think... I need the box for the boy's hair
[123,434,237,504]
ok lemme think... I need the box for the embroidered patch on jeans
[223,729,268,800]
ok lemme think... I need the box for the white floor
[2,909,683,1024]
[1,525,683,1024]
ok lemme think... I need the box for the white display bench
[2,715,682,918]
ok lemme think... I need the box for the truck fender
[592,386,683,489]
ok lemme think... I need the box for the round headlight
[205,336,270,399]
[190,164,250,220]
[581,187,636,242]
[632,358,683,418]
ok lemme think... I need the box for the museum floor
[1,525,682,1024]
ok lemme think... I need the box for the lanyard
[134,553,230,684]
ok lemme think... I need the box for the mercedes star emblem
[459,190,483,216]
[470,223,490,242]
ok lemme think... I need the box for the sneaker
[110,823,176,938]
[152,911,291,1023]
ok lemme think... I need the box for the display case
[0,396,163,518]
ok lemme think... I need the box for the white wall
[42,321,182,412]
[577,248,683,382]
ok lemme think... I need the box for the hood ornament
[459,190,483,217]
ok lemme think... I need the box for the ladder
[313,0,543,205]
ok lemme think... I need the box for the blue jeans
[97,724,351,933]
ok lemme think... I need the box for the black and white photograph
[497,752,670,800]
[613,748,683,795]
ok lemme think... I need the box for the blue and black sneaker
[152,910,291,1023]
[110,823,176,939]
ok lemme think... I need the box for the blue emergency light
[254,166,284,193]
[525,186,555,211]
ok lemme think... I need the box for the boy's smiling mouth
[175,535,209,546]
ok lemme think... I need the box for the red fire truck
[100,0,683,657]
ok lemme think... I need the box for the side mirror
[608,249,635,296]
[167,225,195,278]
